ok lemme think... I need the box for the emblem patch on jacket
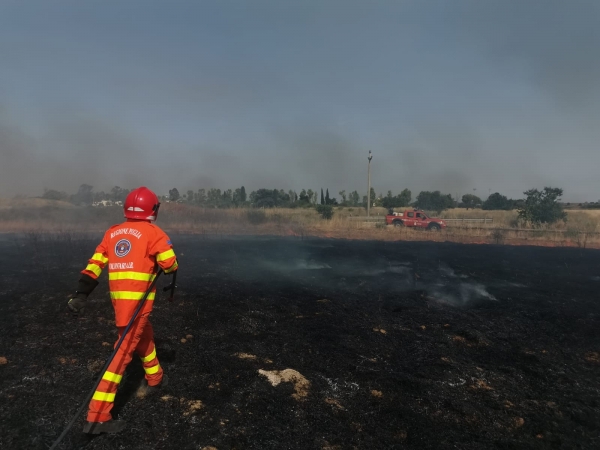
[115,239,132,258]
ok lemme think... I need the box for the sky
[1,0,599,202]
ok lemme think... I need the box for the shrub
[518,187,567,225]
[316,205,334,220]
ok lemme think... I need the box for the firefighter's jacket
[82,220,178,326]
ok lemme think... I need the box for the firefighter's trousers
[87,312,163,422]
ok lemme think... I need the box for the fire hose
[49,268,177,449]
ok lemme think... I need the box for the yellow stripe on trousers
[102,371,123,384]
[110,291,156,301]
[92,391,116,402]
[144,363,161,375]
[140,348,157,363]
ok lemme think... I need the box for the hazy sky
[1,0,599,201]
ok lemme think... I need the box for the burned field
[1,235,599,449]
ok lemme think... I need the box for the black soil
[0,235,599,449]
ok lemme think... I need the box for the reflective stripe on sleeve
[85,263,102,277]
[144,363,161,375]
[164,260,178,274]
[110,291,156,301]
[91,253,109,264]
[109,272,156,282]
[156,249,175,262]
[102,371,123,384]
[92,391,116,402]
[140,347,157,363]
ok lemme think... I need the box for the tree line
[40,184,570,225]
[39,184,536,212]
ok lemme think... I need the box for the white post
[367,150,373,217]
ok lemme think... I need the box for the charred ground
[0,235,599,449]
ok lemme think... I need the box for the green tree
[321,188,325,205]
[482,192,513,210]
[110,186,123,202]
[363,187,377,207]
[518,187,567,225]
[233,188,242,205]
[42,189,68,201]
[233,187,247,206]
[461,194,482,209]
[348,191,360,206]
[249,189,289,208]
[206,188,222,207]
[381,191,394,209]
[187,190,194,203]
[415,191,455,212]
[288,190,297,204]
[398,188,411,206]
[381,189,411,209]
[71,184,94,206]
[168,188,180,202]
[107,186,130,203]
[93,191,107,202]
[196,189,207,205]
[299,189,309,204]
[221,189,233,207]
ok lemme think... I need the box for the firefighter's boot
[144,374,168,395]
[83,419,127,435]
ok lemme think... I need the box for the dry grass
[1,200,599,248]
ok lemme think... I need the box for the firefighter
[67,186,178,434]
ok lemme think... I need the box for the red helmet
[124,187,160,221]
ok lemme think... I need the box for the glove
[67,293,87,316]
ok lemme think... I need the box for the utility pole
[367,150,373,217]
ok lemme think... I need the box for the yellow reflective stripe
[91,253,108,264]
[85,263,102,277]
[144,363,161,375]
[102,371,122,384]
[140,348,157,363]
[164,261,178,274]
[92,391,115,402]
[110,291,156,301]
[156,249,175,262]
[109,272,156,282]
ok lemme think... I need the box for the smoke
[250,249,496,307]
[449,0,600,112]
[1,1,600,200]
[0,109,158,195]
